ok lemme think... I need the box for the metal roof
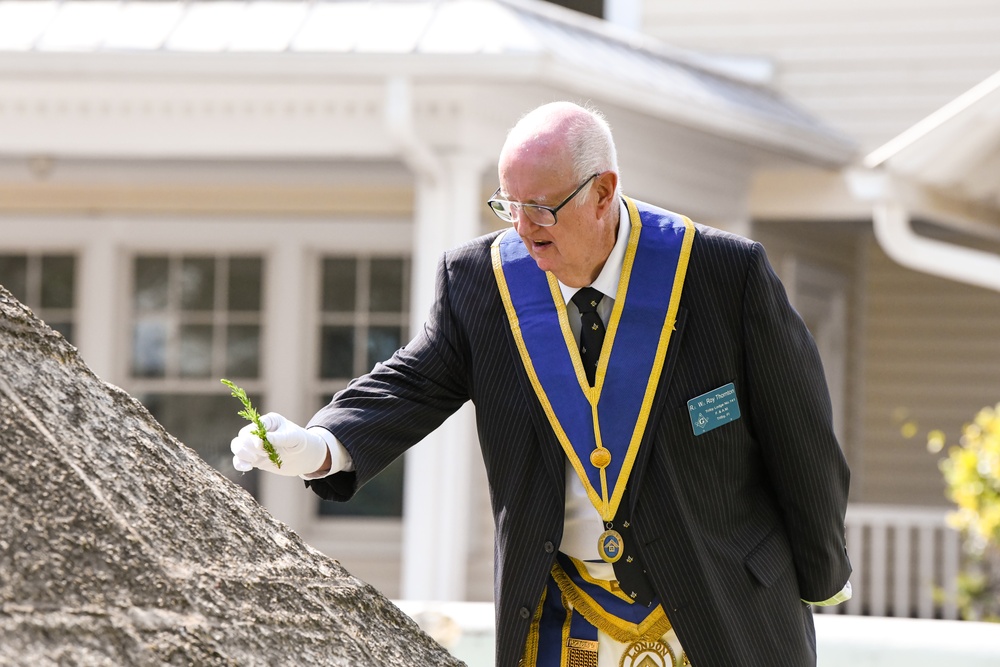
[0,0,856,164]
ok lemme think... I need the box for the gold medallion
[598,529,624,563]
[590,447,612,469]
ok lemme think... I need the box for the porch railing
[820,503,961,619]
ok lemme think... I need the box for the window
[316,256,410,517]
[0,253,76,342]
[132,256,263,379]
[129,254,264,497]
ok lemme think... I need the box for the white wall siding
[857,234,1000,506]
[752,221,1000,508]
[641,0,1000,152]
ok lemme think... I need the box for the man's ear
[593,171,619,216]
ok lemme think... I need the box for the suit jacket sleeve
[743,242,852,602]
[305,252,471,501]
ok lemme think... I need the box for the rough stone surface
[0,286,464,667]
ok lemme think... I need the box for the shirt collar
[558,198,630,304]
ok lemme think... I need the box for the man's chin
[530,256,558,276]
[522,241,561,276]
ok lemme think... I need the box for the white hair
[560,104,622,207]
[504,102,623,203]
[565,105,619,185]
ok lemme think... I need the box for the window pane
[228,257,262,312]
[40,255,75,309]
[135,257,169,311]
[320,325,354,378]
[132,320,167,377]
[140,392,259,498]
[132,254,263,383]
[181,258,215,311]
[369,258,404,312]
[225,324,260,378]
[367,326,402,371]
[321,258,356,312]
[0,255,27,302]
[318,455,404,517]
[179,324,213,377]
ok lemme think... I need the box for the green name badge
[687,382,741,436]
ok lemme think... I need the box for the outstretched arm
[305,253,472,501]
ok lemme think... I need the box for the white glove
[230,412,329,477]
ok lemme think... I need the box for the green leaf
[221,378,282,469]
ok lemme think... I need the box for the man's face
[499,151,617,288]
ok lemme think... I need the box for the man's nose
[512,208,539,234]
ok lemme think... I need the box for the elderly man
[232,101,852,667]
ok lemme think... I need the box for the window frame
[312,253,412,520]
[126,253,266,393]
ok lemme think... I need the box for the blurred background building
[1,0,998,620]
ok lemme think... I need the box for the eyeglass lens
[490,201,556,227]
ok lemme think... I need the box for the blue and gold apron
[525,554,689,667]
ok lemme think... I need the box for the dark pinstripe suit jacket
[307,200,852,667]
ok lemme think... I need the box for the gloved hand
[230,412,329,477]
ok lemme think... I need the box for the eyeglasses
[487,173,599,228]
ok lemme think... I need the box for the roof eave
[0,49,856,168]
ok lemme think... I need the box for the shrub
[933,404,1000,621]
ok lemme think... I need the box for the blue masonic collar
[491,197,694,521]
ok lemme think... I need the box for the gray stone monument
[0,285,464,666]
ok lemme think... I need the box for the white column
[259,239,312,533]
[400,152,489,601]
[76,235,118,382]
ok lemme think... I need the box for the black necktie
[571,287,605,386]
[608,487,656,606]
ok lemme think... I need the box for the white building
[1,0,998,616]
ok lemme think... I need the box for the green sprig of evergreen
[221,379,282,469]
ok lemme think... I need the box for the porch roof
[852,69,1000,295]
[864,69,1000,216]
[0,0,855,167]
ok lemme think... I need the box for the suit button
[543,541,555,554]
[519,607,531,619]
